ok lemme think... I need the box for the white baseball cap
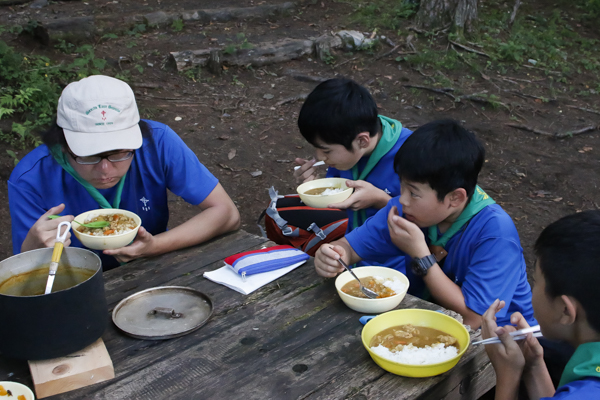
[57,75,143,156]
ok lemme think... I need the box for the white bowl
[72,209,141,250]
[0,381,35,400]
[297,178,353,208]
[335,266,409,314]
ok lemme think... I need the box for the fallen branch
[507,123,598,138]
[375,45,400,60]
[448,39,490,58]
[276,93,309,106]
[403,85,456,100]
[522,64,561,76]
[332,57,357,69]
[566,105,600,115]
[508,90,556,102]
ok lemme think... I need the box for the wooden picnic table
[0,230,495,399]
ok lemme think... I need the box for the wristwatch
[411,254,437,277]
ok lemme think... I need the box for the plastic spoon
[45,221,71,295]
[49,215,110,229]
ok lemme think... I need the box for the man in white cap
[8,75,240,270]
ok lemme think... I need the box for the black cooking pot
[0,247,107,360]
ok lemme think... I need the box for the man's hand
[293,158,320,183]
[386,206,429,258]
[103,226,155,263]
[314,244,346,278]
[328,180,391,211]
[21,204,74,252]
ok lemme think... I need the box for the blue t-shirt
[8,120,219,270]
[543,377,600,399]
[345,196,536,326]
[326,116,411,271]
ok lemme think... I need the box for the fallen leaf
[222,65,229,70]
[263,94,274,100]
[384,75,392,80]
[534,99,542,103]
[228,149,236,160]
[260,135,268,140]
[515,172,526,178]
[218,135,230,140]
[174,116,182,121]
[553,197,563,202]
[580,146,593,152]
[480,73,490,81]
[250,170,263,177]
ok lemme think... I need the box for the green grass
[344,0,600,89]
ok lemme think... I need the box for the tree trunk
[416,0,477,35]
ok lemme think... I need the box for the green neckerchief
[50,145,125,209]
[428,186,495,248]
[350,115,402,229]
[559,342,600,387]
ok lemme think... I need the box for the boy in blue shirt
[9,75,241,270]
[482,210,600,399]
[294,78,412,270]
[314,119,534,329]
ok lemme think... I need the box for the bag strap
[261,186,294,236]
[304,220,347,253]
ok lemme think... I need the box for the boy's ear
[355,132,371,149]
[557,295,578,326]
[447,188,468,207]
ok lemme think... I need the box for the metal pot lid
[112,286,213,340]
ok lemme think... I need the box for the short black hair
[297,78,379,150]
[393,119,485,201]
[40,120,153,151]
[534,210,600,333]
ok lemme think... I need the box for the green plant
[171,19,184,32]
[223,33,254,55]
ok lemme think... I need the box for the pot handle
[148,307,183,319]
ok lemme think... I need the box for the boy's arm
[387,207,482,327]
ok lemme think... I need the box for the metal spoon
[49,215,110,229]
[337,258,379,299]
[45,221,71,295]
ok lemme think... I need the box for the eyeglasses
[69,150,134,165]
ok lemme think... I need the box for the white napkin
[203,260,307,295]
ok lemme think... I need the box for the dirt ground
[1,0,599,282]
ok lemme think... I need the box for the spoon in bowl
[337,258,379,299]
[49,215,110,229]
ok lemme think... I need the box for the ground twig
[507,123,597,138]
[403,85,456,100]
[375,45,401,60]
[332,57,357,69]
[276,93,309,106]
[448,39,490,58]
[566,105,600,115]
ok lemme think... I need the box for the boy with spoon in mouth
[482,210,600,399]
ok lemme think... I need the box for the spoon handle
[337,258,361,282]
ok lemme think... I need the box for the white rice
[320,188,345,195]
[371,343,458,365]
[372,275,407,295]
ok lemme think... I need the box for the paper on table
[203,260,307,295]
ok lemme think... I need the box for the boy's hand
[103,226,155,263]
[509,311,545,371]
[386,206,429,258]
[328,180,391,210]
[314,244,346,278]
[482,300,526,380]
[294,158,320,183]
[21,204,74,252]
